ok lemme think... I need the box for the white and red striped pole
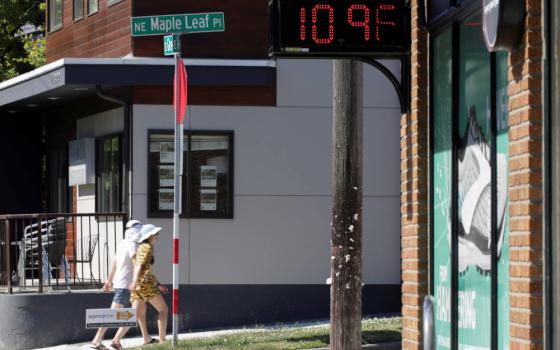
[172,50,187,347]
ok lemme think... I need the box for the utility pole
[330,59,363,350]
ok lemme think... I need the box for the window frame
[147,129,234,219]
[73,0,84,22]
[48,0,63,33]
[87,0,99,16]
[107,0,123,8]
[95,133,123,213]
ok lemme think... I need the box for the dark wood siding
[46,0,132,63]
[46,0,268,61]
[133,85,275,106]
[133,0,269,58]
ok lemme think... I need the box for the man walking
[90,220,142,350]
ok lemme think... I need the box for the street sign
[131,12,225,36]
[85,308,137,328]
[164,34,181,56]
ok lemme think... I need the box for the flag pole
[172,50,184,347]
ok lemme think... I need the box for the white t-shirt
[112,238,138,289]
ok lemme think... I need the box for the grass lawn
[132,317,401,350]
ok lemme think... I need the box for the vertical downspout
[95,86,133,219]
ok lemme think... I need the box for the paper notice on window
[200,189,217,211]
[158,189,174,210]
[200,166,217,187]
[159,165,174,187]
[160,142,174,163]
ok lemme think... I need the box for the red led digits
[311,4,334,44]
[296,1,400,47]
[300,7,306,40]
[347,4,370,41]
[376,4,396,41]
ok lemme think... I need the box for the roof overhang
[0,57,276,113]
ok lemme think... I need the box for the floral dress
[130,242,160,302]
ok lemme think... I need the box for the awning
[0,57,276,113]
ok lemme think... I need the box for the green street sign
[131,12,225,37]
[164,34,181,56]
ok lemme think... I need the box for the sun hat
[138,224,162,243]
[126,219,142,229]
[125,226,142,242]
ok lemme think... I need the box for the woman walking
[129,224,169,345]
[90,220,142,350]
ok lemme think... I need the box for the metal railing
[0,212,127,294]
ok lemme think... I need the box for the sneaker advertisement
[433,29,452,350]
[432,14,510,350]
[457,16,492,349]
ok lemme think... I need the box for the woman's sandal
[110,342,123,350]
[90,344,108,350]
[143,338,159,346]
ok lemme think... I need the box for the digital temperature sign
[269,0,409,57]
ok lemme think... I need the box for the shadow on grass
[285,330,402,346]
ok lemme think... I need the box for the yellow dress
[130,242,160,302]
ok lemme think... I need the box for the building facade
[0,1,403,348]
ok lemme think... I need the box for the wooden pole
[330,59,363,350]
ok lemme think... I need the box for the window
[107,0,123,7]
[88,0,98,15]
[148,130,233,218]
[48,148,70,213]
[96,134,122,213]
[74,0,84,21]
[49,0,63,31]
[430,12,510,350]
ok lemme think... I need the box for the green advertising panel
[496,51,510,350]
[433,28,453,350]
[432,13,510,350]
[457,14,492,349]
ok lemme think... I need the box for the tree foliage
[0,0,46,81]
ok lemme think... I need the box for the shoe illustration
[457,105,507,274]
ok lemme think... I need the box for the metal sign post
[172,51,187,347]
[131,12,225,347]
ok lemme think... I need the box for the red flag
[174,56,188,124]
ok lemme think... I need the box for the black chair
[18,218,67,281]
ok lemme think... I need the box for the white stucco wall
[73,108,125,281]
[128,59,401,286]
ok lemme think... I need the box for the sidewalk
[34,320,402,350]
[34,327,269,350]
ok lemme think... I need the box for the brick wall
[403,0,546,349]
[508,0,545,349]
[400,0,429,349]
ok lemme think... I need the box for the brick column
[401,1,429,349]
[508,1,545,349]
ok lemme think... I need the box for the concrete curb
[311,341,401,350]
